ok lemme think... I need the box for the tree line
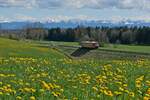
[0,26,150,45]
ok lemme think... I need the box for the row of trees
[47,26,150,45]
[0,26,150,45]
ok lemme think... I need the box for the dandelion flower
[30,96,36,100]
[16,96,22,100]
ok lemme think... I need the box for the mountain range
[0,20,150,30]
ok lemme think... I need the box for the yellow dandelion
[136,80,142,88]
[124,90,129,93]
[41,81,50,90]
[146,88,150,95]
[146,80,150,86]
[104,90,113,97]
[39,89,45,93]
[92,87,98,91]
[30,96,36,100]
[0,92,3,95]
[24,87,31,92]
[114,91,122,96]
[60,89,64,92]
[16,96,22,100]
[0,82,2,85]
[137,75,144,81]
[143,96,150,100]
[31,88,36,93]
[123,84,128,87]
[119,87,124,91]
[129,92,135,97]
[52,91,61,97]
[73,97,78,100]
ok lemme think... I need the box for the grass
[26,39,150,54]
[0,38,65,58]
[100,44,150,54]
[0,38,150,100]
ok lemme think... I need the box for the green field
[100,44,150,54]
[0,38,150,100]
[25,39,150,54]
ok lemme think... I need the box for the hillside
[0,38,65,58]
[0,38,150,100]
[37,41,150,59]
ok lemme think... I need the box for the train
[80,41,99,49]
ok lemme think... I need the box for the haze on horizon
[0,0,150,22]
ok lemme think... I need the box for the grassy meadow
[0,38,150,100]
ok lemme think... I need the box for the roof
[81,41,98,44]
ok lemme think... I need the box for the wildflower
[31,88,36,93]
[0,74,5,77]
[100,89,104,93]
[92,86,98,91]
[146,88,150,95]
[12,90,16,94]
[104,90,113,97]
[137,76,144,81]
[143,96,150,100]
[41,81,50,90]
[49,83,55,89]
[119,87,124,91]
[124,90,129,93]
[136,80,142,88]
[39,89,45,93]
[30,96,36,100]
[123,84,128,87]
[0,92,3,95]
[24,87,31,92]
[60,89,64,92]
[0,82,2,85]
[146,80,150,86]
[107,90,113,96]
[72,97,78,100]
[52,91,61,97]
[6,84,11,88]
[114,91,122,96]
[16,96,22,100]
[129,92,135,97]
[116,82,122,85]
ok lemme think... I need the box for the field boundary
[58,45,150,56]
[57,45,150,59]
[98,48,150,56]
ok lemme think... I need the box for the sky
[0,0,150,22]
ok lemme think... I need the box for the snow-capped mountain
[0,20,150,30]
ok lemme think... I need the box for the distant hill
[0,20,150,29]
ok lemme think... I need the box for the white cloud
[0,0,150,10]
[14,14,37,21]
[1,14,150,23]
[41,15,96,22]
[106,15,150,23]
[128,16,150,22]
[0,0,35,8]
[1,15,94,22]
[0,16,10,22]
[43,15,71,22]
[118,0,150,10]
[0,15,37,22]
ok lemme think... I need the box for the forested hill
[0,26,150,45]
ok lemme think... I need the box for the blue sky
[0,0,150,22]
